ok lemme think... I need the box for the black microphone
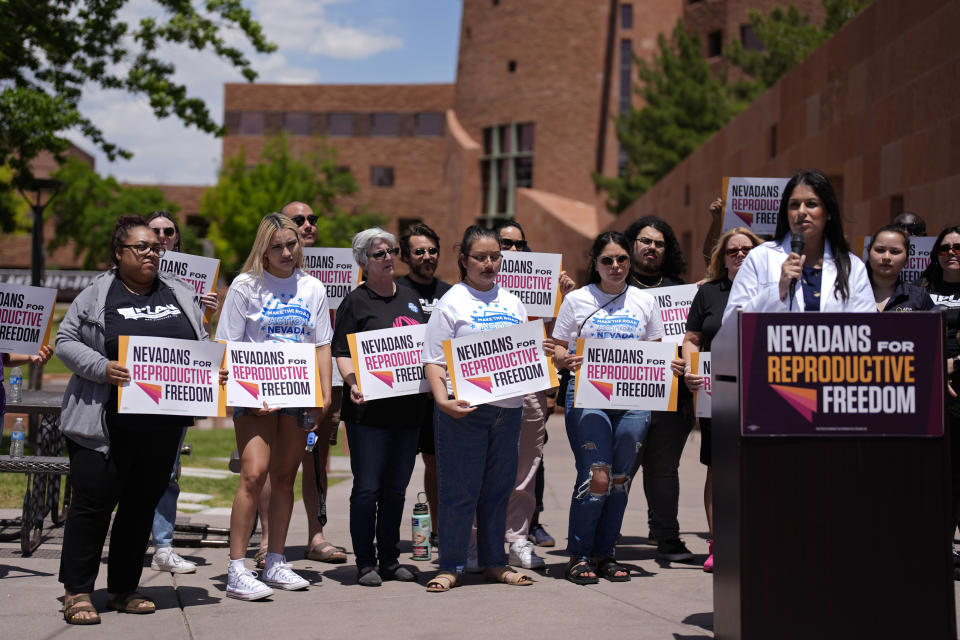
[789,234,805,309]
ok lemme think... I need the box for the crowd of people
[6,169,955,623]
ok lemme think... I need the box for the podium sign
[740,313,944,436]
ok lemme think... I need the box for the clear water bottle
[9,366,22,403]
[411,492,432,561]
[305,431,317,452]
[9,418,25,458]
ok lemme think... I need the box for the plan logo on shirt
[587,313,640,339]
[470,303,521,330]
[117,304,183,321]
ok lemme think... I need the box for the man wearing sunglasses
[281,201,318,247]
[893,211,927,237]
[398,222,451,550]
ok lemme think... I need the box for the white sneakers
[151,547,197,574]
[226,562,274,601]
[262,559,310,591]
[509,539,545,570]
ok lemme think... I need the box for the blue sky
[71,0,462,185]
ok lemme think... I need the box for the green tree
[594,20,735,213]
[201,134,385,275]
[47,157,182,269]
[0,0,276,218]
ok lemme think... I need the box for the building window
[371,113,398,137]
[479,122,535,225]
[620,3,633,30]
[371,166,394,187]
[889,195,904,219]
[707,30,723,57]
[740,24,763,51]
[239,112,264,135]
[508,60,517,73]
[619,39,632,113]
[684,184,691,207]
[769,124,778,159]
[328,113,354,137]
[416,112,445,137]
[283,112,308,136]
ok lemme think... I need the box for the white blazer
[722,233,876,323]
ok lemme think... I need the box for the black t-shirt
[929,281,960,360]
[104,277,196,428]
[397,275,452,321]
[332,283,428,429]
[686,278,731,353]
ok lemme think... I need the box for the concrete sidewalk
[1,414,951,639]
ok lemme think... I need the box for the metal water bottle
[9,418,26,458]
[9,366,22,403]
[411,492,431,561]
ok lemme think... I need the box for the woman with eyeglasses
[674,226,761,573]
[216,213,333,601]
[332,227,427,586]
[422,225,533,591]
[552,231,665,584]
[56,216,218,624]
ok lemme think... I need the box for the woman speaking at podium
[723,169,875,319]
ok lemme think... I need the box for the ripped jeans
[564,383,652,559]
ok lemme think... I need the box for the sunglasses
[725,246,752,257]
[598,255,630,266]
[937,243,960,255]
[637,237,666,249]
[412,247,439,257]
[897,223,924,236]
[152,227,176,237]
[500,239,527,250]
[367,247,400,260]
[291,215,319,227]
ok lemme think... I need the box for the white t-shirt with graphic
[552,284,665,348]
[216,269,333,345]
[423,282,528,408]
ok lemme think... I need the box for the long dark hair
[111,215,151,268]
[774,169,852,302]
[624,215,686,278]
[145,210,182,251]
[587,231,631,285]
[920,225,960,292]
[865,224,910,286]
[456,224,499,281]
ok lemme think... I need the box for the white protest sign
[496,252,563,317]
[443,319,558,406]
[721,177,790,237]
[859,235,936,284]
[650,284,698,344]
[224,342,322,409]
[117,336,225,416]
[160,251,221,321]
[0,283,57,354]
[302,247,360,311]
[690,351,712,418]
[573,338,678,411]
[347,324,429,401]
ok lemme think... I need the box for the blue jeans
[151,427,188,548]
[564,383,651,559]
[345,422,420,570]
[435,403,522,573]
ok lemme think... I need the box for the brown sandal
[425,571,459,592]
[107,592,156,614]
[63,593,100,625]
[484,566,533,586]
[305,543,347,564]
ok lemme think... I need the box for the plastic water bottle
[305,431,317,452]
[9,418,25,458]
[9,367,22,403]
[411,492,431,561]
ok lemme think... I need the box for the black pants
[633,401,694,540]
[59,423,182,593]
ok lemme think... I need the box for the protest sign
[690,351,712,418]
[224,342,322,409]
[573,338,678,411]
[302,247,360,311]
[443,319,558,406]
[347,324,429,401]
[721,177,790,237]
[0,283,57,354]
[650,284,698,344]
[858,235,936,285]
[117,336,225,416]
[496,252,563,317]
[159,251,221,321]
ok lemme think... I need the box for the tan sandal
[254,547,268,569]
[106,592,156,614]
[484,566,533,586]
[425,571,459,592]
[63,593,100,625]
[305,543,347,564]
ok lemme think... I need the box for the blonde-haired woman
[216,213,333,600]
[672,225,761,573]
